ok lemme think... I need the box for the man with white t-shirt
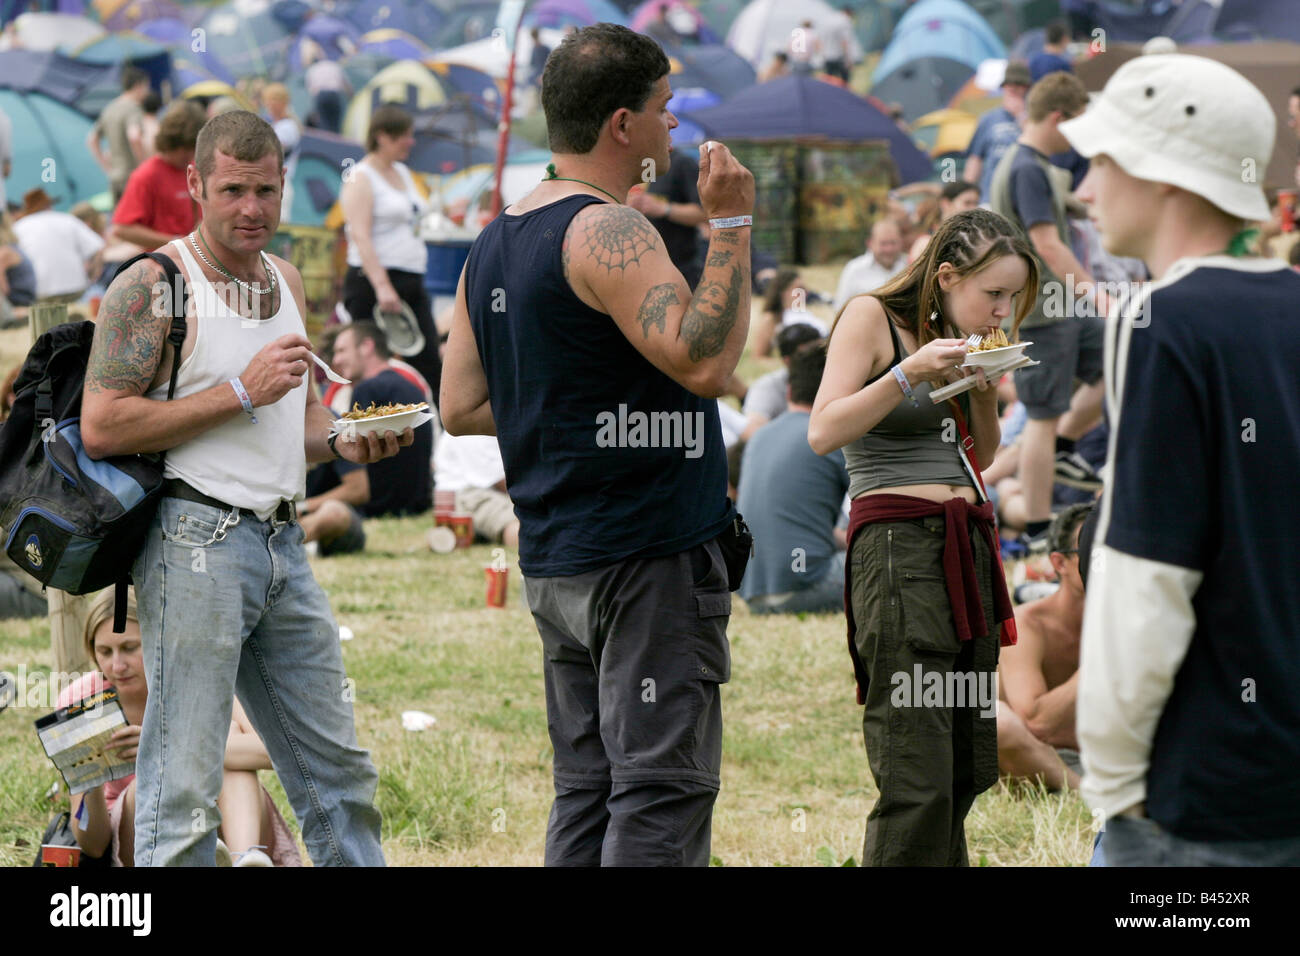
[12,190,105,301]
[434,432,519,549]
[832,219,905,311]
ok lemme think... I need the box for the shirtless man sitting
[996,502,1093,790]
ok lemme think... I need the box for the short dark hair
[541,23,670,154]
[776,321,822,358]
[762,267,801,315]
[141,90,162,114]
[942,179,979,203]
[1049,502,1094,556]
[1046,21,1069,45]
[122,65,149,91]
[343,320,392,360]
[1076,503,1101,591]
[155,100,206,154]
[366,104,413,152]
[787,340,827,406]
[195,110,283,185]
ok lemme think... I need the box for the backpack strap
[107,251,188,633]
[110,251,187,401]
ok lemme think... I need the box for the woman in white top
[339,105,441,398]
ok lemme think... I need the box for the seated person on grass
[301,321,434,554]
[59,588,303,867]
[433,432,520,548]
[740,321,823,441]
[738,341,849,614]
[996,502,1093,790]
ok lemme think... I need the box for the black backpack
[0,252,186,631]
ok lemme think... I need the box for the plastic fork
[965,332,984,350]
[308,351,350,385]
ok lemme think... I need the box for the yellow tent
[912,108,978,158]
[179,81,255,111]
[342,60,448,144]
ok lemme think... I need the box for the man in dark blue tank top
[440,24,755,866]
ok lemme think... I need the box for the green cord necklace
[1222,227,1260,258]
[544,163,622,204]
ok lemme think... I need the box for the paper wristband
[891,364,918,407]
[709,215,753,229]
[230,377,258,424]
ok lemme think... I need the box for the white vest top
[344,161,429,275]
[146,240,308,520]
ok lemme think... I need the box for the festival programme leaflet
[35,688,134,795]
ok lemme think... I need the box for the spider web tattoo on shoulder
[577,206,660,274]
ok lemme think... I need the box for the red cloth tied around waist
[842,493,1017,705]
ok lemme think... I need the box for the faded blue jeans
[132,496,385,866]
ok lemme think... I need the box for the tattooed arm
[79,258,245,459]
[568,144,754,397]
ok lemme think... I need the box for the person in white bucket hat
[1062,54,1300,866]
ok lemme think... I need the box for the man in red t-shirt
[112,101,206,251]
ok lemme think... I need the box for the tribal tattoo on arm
[84,261,169,395]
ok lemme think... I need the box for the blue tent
[668,87,719,145]
[0,50,117,115]
[0,89,108,209]
[71,32,172,89]
[522,0,628,30]
[1082,0,1219,45]
[1216,0,1300,43]
[287,127,364,226]
[871,0,1005,122]
[340,0,445,39]
[670,44,755,100]
[287,14,361,72]
[683,74,932,183]
[193,1,294,82]
[135,16,189,45]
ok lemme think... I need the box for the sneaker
[1054,450,1103,491]
[1015,581,1060,604]
[232,846,274,867]
[215,838,232,867]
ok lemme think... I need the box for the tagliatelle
[970,328,1011,352]
[340,401,429,421]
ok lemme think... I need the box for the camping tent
[0,49,118,116]
[287,14,360,72]
[341,0,445,40]
[0,89,108,208]
[631,0,722,45]
[726,0,847,70]
[523,0,628,29]
[357,28,432,62]
[669,43,755,99]
[99,0,183,32]
[342,59,448,144]
[286,127,364,227]
[668,87,720,145]
[684,73,931,183]
[72,31,172,89]
[870,0,1005,122]
[1216,0,1300,43]
[1,11,105,50]
[1083,0,1219,45]
[1075,42,1300,191]
[964,0,1062,48]
[193,0,294,82]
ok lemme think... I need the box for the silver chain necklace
[188,231,277,295]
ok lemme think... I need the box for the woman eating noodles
[808,208,1037,866]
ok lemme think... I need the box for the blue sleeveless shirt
[463,194,733,577]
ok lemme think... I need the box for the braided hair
[831,208,1039,347]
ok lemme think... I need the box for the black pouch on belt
[714,504,754,592]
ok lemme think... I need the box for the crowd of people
[1,10,1298,869]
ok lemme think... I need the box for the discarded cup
[401,710,437,732]
[485,565,508,608]
[427,526,456,554]
[448,514,474,549]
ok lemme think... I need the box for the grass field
[0,268,1096,867]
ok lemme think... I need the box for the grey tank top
[843,315,975,498]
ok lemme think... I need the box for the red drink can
[434,490,456,519]
[485,566,508,607]
[42,844,81,867]
[448,514,474,548]
[1278,190,1297,233]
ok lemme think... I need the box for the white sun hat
[1059,53,1274,222]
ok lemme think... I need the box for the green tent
[0,89,108,211]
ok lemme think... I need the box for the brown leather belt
[162,478,296,523]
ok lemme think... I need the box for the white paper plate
[961,341,1032,368]
[331,406,433,440]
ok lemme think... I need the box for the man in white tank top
[80,111,414,867]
